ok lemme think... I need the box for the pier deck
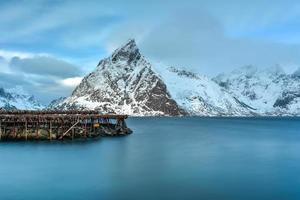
[0,110,132,140]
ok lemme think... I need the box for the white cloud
[10,56,81,78]
[59,77,83,88]
[0,50,84,104]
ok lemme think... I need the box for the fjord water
[1,118,300,200]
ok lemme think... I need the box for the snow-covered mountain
[52,39,255,116]
[48,97,66,110]
[0,86,44,110]
[213,65,300,116]
[53,39,184,116]
[154,65,254,116]
[50,39,300,116]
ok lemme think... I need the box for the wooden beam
[59,120,79,140]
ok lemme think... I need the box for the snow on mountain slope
[53,39,184,116]
[51,39,256,116]
[213,65,300,115]
[48,97,66,109]
[0,86,44,110]
[153,65,254,116]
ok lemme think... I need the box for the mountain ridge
[50,39,258,116]
[52,39,185,116]
[4,39,300,116]
[0,86,44,110]
[213,65,300,116]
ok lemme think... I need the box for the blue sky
[1,0,300,104]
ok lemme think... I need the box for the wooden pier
[0,110,132,141]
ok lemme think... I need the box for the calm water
[1,117,300,200]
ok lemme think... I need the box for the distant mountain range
[213,65,300,116]
[4,39,300,116]
[0,86,44,110]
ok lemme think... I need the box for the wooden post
[49,121,52,141]
[13,121,16,139]
[25,120,28,140]
[84,119,87,138]
[90,118,92,138]
[55,119,58,140]
[36,121,39,139]
[72,120,74,140]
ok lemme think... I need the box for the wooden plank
[59,120,79,140]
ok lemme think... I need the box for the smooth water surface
[0,117,300,200]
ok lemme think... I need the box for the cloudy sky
[1,0,300,104]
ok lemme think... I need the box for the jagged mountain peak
[49,37,300,116]
[51,39,258,116]
[57,39,184,116]
[118,38,137,50]
[97,39,141,68]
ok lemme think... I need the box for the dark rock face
[168,67,199,80]
[54,39,185,116]
[109,39,141,66]
[273,91,300,109]
[144,79,186,115]
[0,88,13,100]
